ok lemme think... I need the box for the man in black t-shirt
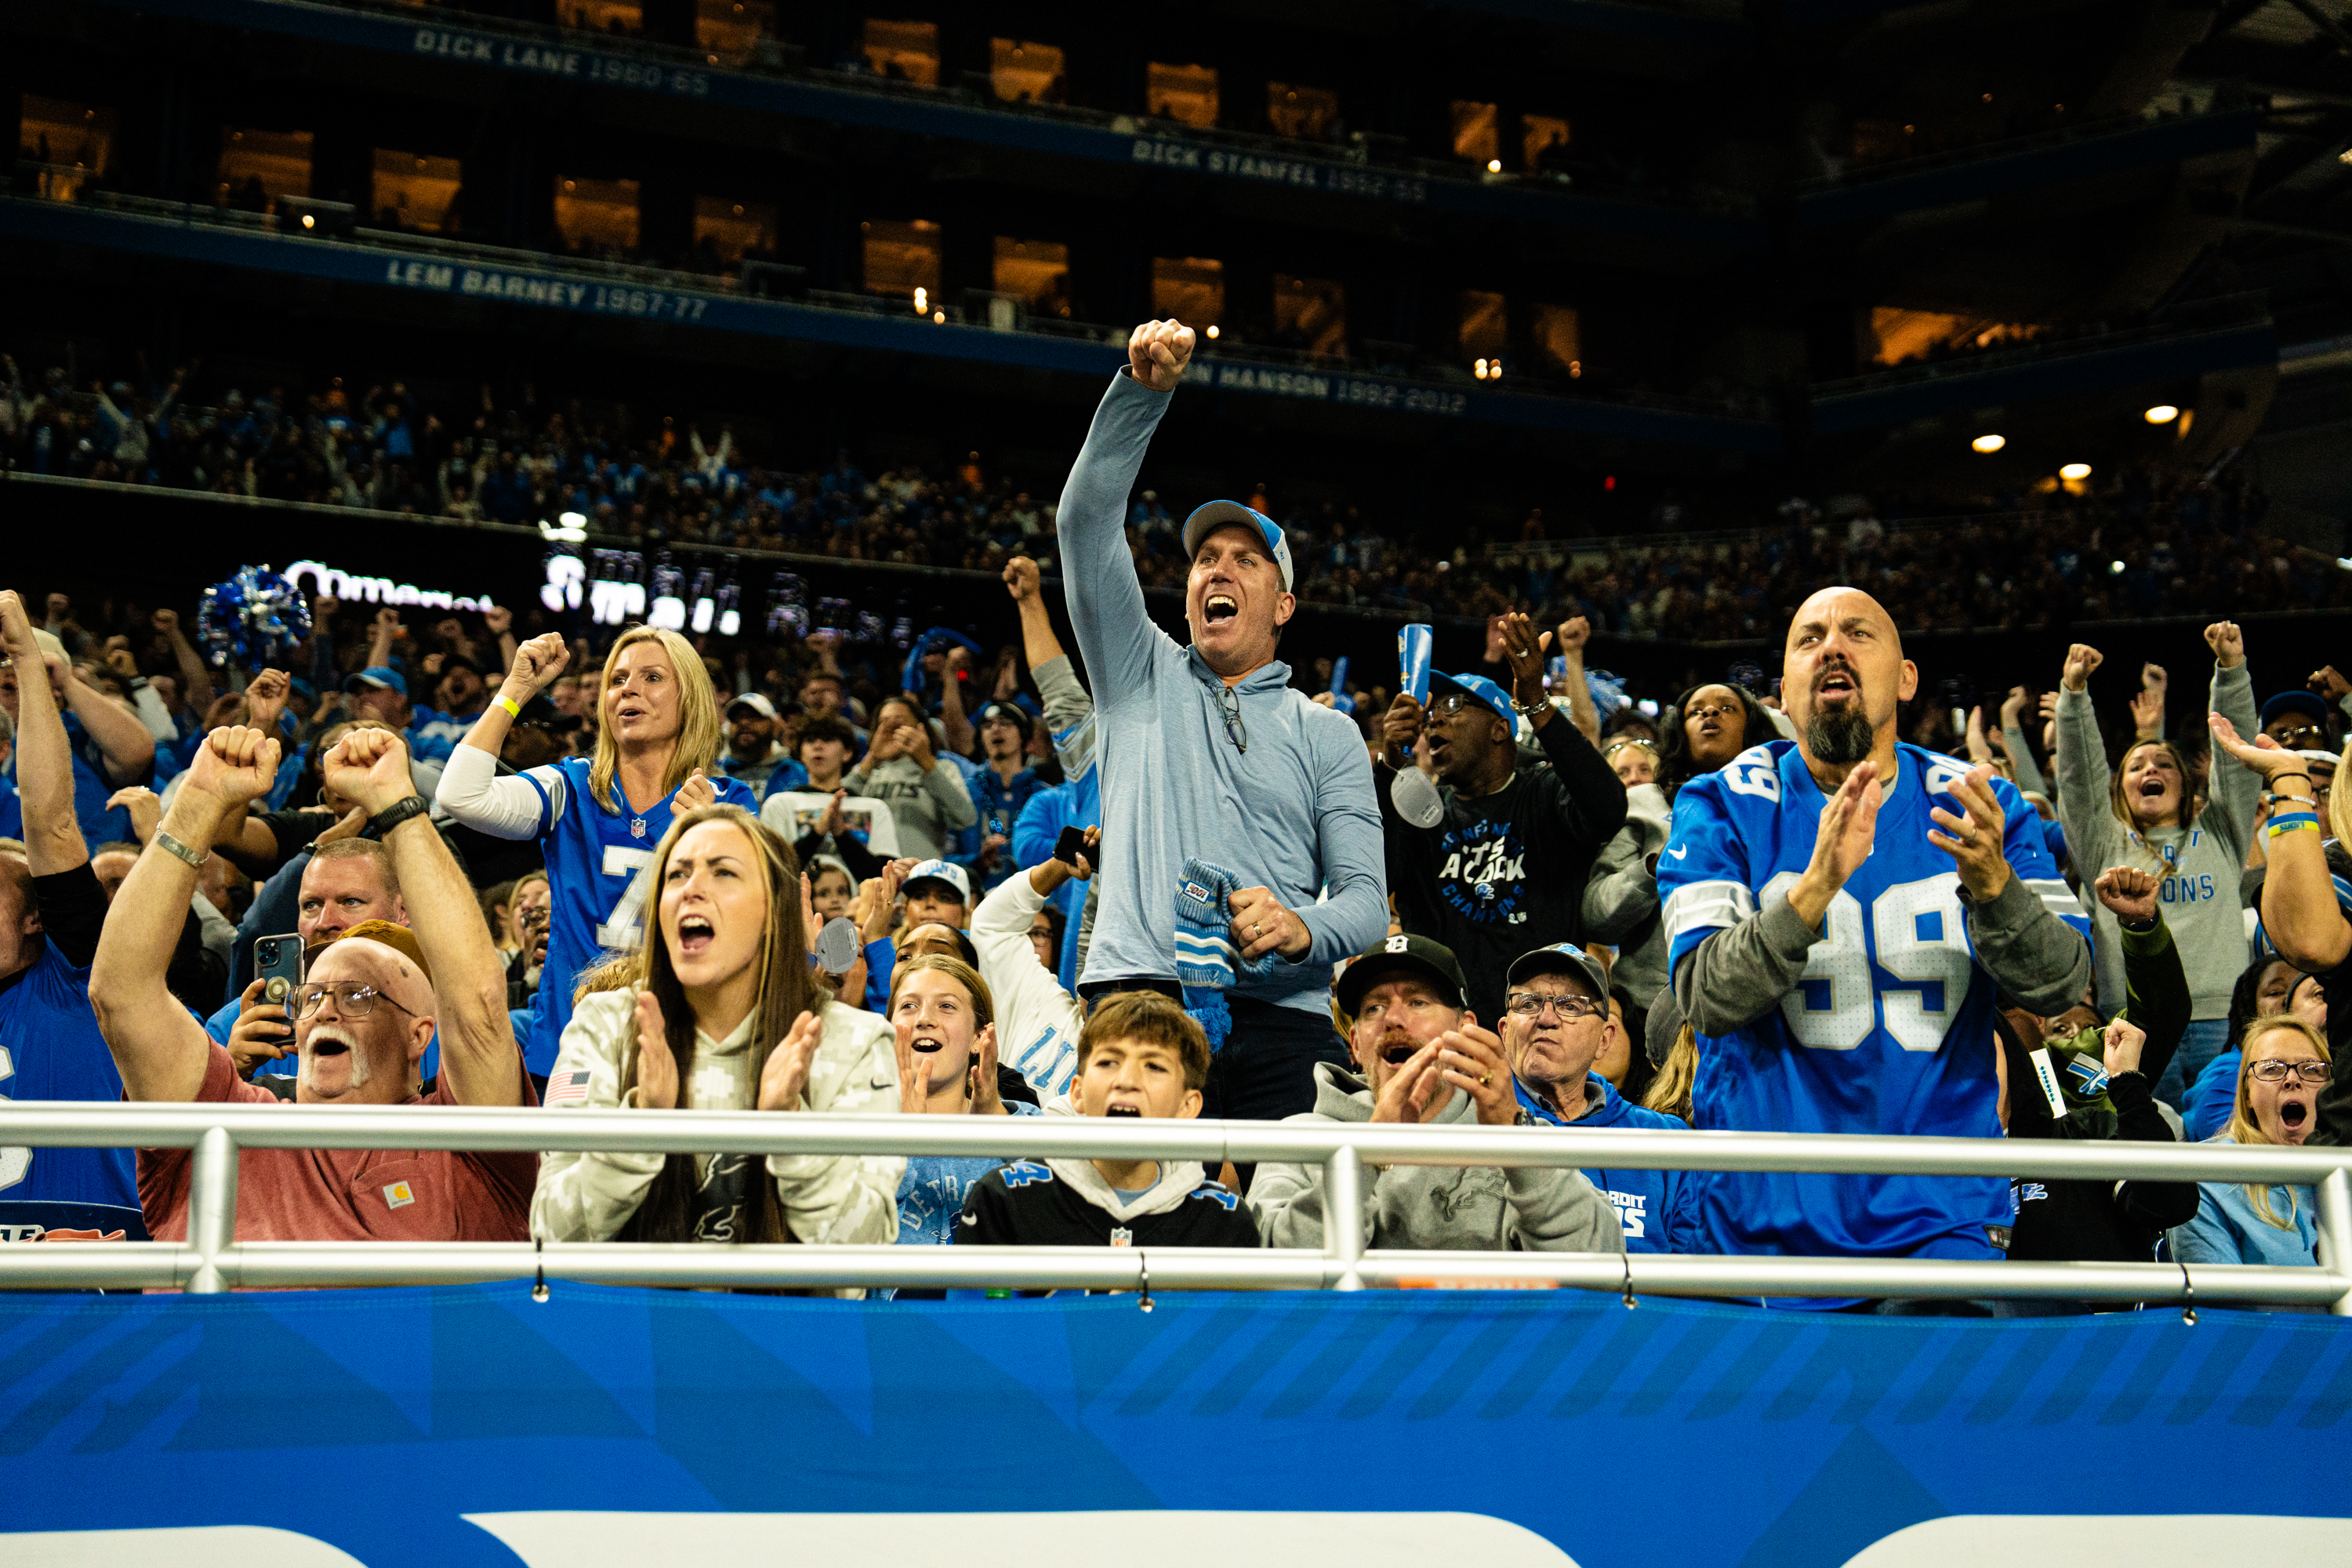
[956,989,1257,1254]
[1377,612,1628,1024]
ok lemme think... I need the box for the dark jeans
[1203,996,1351,1123]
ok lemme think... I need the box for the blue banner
[3,1285,2349,1565]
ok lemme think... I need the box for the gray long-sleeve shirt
[844,753,975,864]
[2053,662,2257,1020]
[1054,370,1386,1011]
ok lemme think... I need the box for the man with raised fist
[90,724,535,1247]
[1052,320,1385,1127]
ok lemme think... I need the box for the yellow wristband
[498,695,523,719]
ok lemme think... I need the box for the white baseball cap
[902,858,973,906]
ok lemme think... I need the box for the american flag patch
[547,1069,592,1105]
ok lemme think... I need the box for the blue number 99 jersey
[1657,742,2088,1289]
[517,757,759,1075]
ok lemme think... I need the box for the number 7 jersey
[1657,741,2088,1276]
[518,757,760,1076]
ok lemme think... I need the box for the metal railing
[3,1105,2349,1311]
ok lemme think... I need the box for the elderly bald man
[1654,586,2091,1305]
[90,724,536,1247]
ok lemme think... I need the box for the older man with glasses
[1501,943,1699,1254]
[89,724,537,1247]
[1249,932,1621,1254]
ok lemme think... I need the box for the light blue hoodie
[1056,370,1387,1014]
[2169,1133,2319,1272]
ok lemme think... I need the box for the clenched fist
[1127,319,1196,394]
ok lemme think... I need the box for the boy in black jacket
[957,989,1258,1250]
[2000,866,2200,1278]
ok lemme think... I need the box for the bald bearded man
[91,724,536,1247]
[1655,586,2091,1304]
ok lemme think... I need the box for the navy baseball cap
[1431,671,1515,728]
[1181,501,1295,591]
[344,666,408,699]
[2262,690,2331,728]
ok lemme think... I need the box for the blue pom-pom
[197,564,314,670]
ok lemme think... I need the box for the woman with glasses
[530,803,902,1261]
[2053,626,2260,1109]
[2169,1017,2331,1279]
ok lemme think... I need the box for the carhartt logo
[383,1181,416,1210]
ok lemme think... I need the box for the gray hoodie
[1056,370,1387,1012]
[2055,661,2257,1020]
[1249,1062,1625,1254]
[1581,781,1671,1004]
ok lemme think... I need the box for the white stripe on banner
[1661,880,1757,945]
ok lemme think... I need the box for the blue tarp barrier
[2,1283,2349,1566]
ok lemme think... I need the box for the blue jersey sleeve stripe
[1661,880,1756,945]
[519,766,560,837]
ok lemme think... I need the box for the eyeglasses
[2271,724,2328,746]
[2248,1059,2332,1085]
[292,982,423,1022]
[1428,692,1482,718]
[1214,684,1248,755]
[1506,992,1606,1021]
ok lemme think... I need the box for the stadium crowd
[2,343,2333,640]
[2,318,2347,1311]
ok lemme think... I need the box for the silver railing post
[1326,1143,1364,1292]
[2320,1168,2352,1318]
[185,1125,239,1294]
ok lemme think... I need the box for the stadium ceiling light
[2060,462,2092,480]
[2144,405,2179,423]
[1971,434,2005,452]
[1486,159,1502,173]
[1205,325,1221,339]
[2109,560,2125,575]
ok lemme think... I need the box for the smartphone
[254,933,303,1008]
[1054,825,1098,866]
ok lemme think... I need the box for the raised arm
[437,632,570,840]
[1549,615,1603,747]
[2201,621,2258,856]
[2051,644,2122,877]
[56,659,154,786]
[938,644,976,760]
[2215,715,2349,975]
[153,610,214,721]
[325,728,523,1106]
[1055,325,1189,705]
[89,726,280,1102]
[1,591,87,877]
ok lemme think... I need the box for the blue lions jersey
[1657,741,2088,1290]
[514,757,759,1075]
[0,946,142,1239]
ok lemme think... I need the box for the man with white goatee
[1054,318,1386,1125]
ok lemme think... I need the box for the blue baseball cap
[344,666,408,699]
[1431,671,1515,728]
[1181,500,1294,591]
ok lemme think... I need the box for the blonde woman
[532,804,901,1254]
[2053,626,2258,1105]
[436,626,757,1073]
[2169,1015,2330,1274]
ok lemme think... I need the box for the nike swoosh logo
[1666,845,1689,860]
